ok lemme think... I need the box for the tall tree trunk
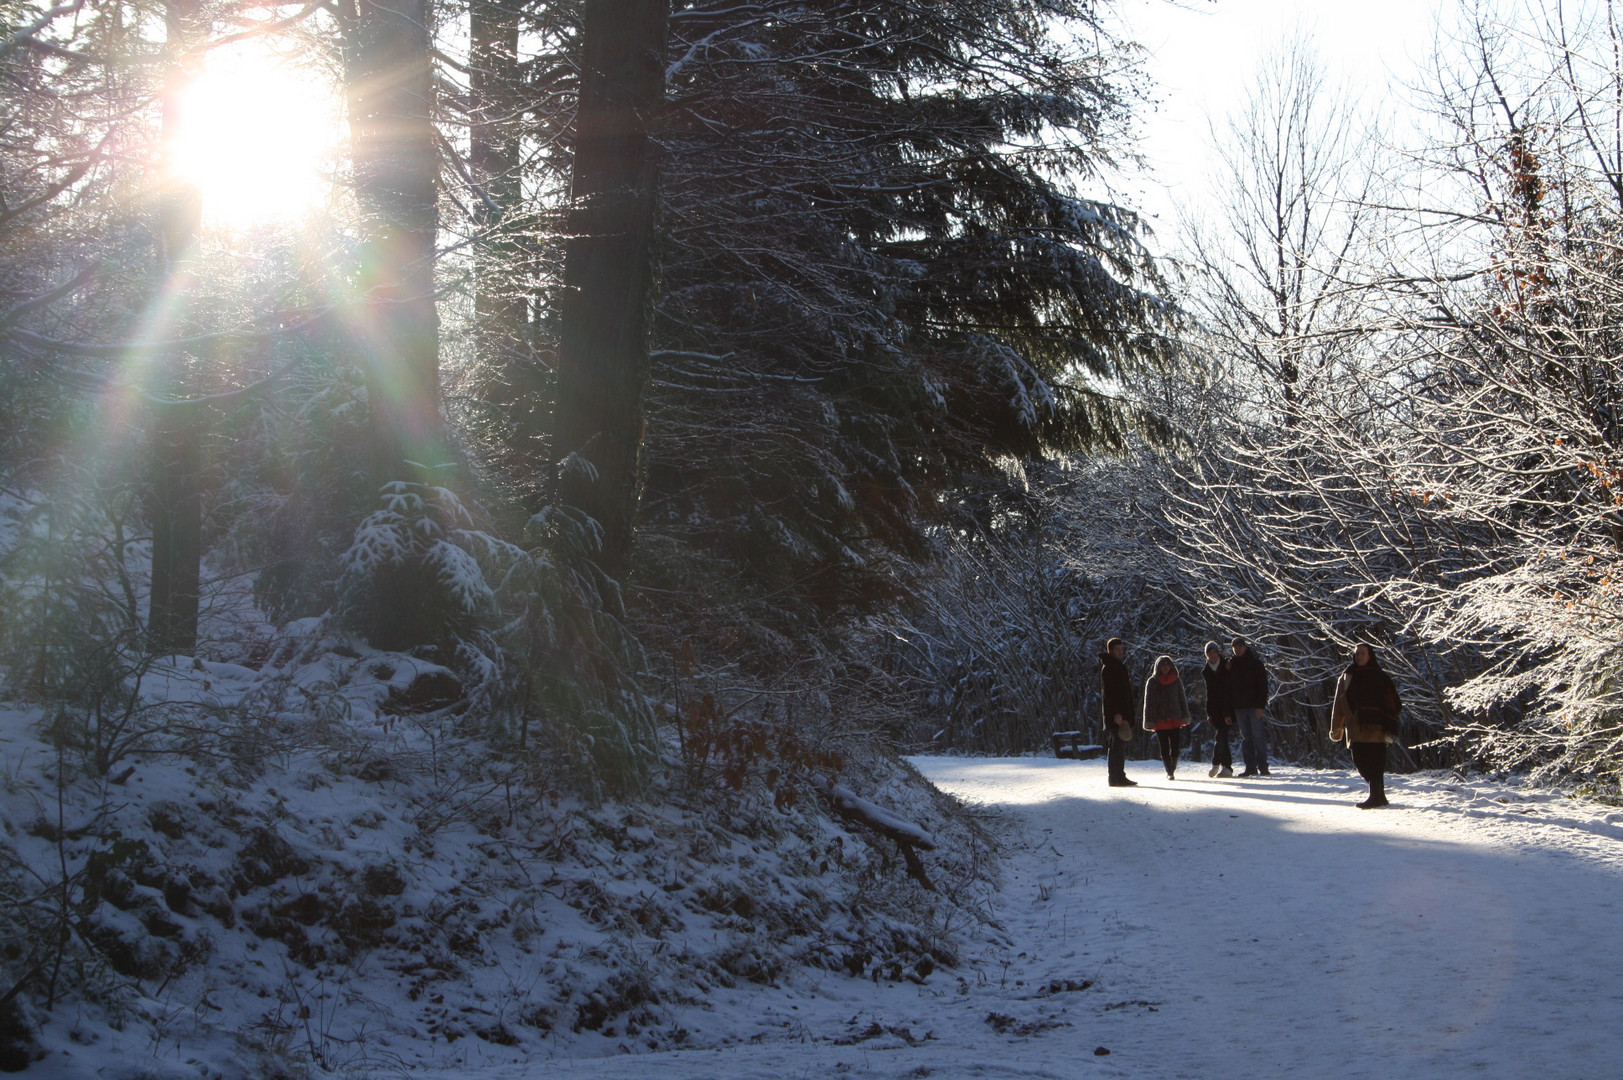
[340,0,446,649]
[470,0,545,480]
[148,0,204,655]
[548,0,667,580]
[470,0,526,360]
[148,404,202,652]
[341,0,444,486]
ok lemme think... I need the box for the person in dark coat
[1229,637,1271,776]
[1201,641,1235,777]
[1142,655,1192,780]
[1329,643,1402,808]
[1099,637,1137,787]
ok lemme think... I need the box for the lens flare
[173,42,342,227]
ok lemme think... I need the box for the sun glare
[174,43,342,227]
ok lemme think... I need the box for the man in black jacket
[1229,637,1271,776]
[1099,637,1137,787]
[1202,641,1235,777]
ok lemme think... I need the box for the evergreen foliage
[639,0,1176,653]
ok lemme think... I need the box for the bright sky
[1111,0,1453,237]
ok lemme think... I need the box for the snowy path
[482,758,1623,1080]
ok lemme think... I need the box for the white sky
[1110,0,1454,237]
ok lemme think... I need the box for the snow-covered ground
[505,755,1623,1080]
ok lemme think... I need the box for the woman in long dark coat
[1329,643,1402,809]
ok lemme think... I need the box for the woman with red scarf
[1142,654,1191,780]
[1330,643,1403,808]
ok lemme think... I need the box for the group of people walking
[1097,636,1402,809]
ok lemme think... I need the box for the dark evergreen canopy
[638,0,1175,646]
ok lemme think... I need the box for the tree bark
[147,0,204,655]
[470,0,546,474]
[340,0,445,487]
[148,402,203,653]
[470,0,526,361]
[338,0,446,649]
[548,0,667,579]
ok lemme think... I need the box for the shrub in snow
[336,482,495,650]
[330,486,659,790]
[435,505,660,793]
[0,475,146,707]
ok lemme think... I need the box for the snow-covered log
[812,776,937,890]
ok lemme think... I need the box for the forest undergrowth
[0,613,1001,1077]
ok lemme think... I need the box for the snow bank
[459,756,1623,1080]
[0,639,993,1078]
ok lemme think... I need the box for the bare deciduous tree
[1180,36,1380,419]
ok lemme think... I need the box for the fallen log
[812,776,936,891]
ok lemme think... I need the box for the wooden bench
[1051,731,1105,759]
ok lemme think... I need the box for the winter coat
[1099,652,1133,725]
[1142,660,1191,731]
[1228,650,1270,710]
[1330,660,1402,745]
[1202,662,1232,726]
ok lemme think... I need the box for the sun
[173,41,343,227]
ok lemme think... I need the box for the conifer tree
[637,0,1174,646]
[548,0,669,582]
